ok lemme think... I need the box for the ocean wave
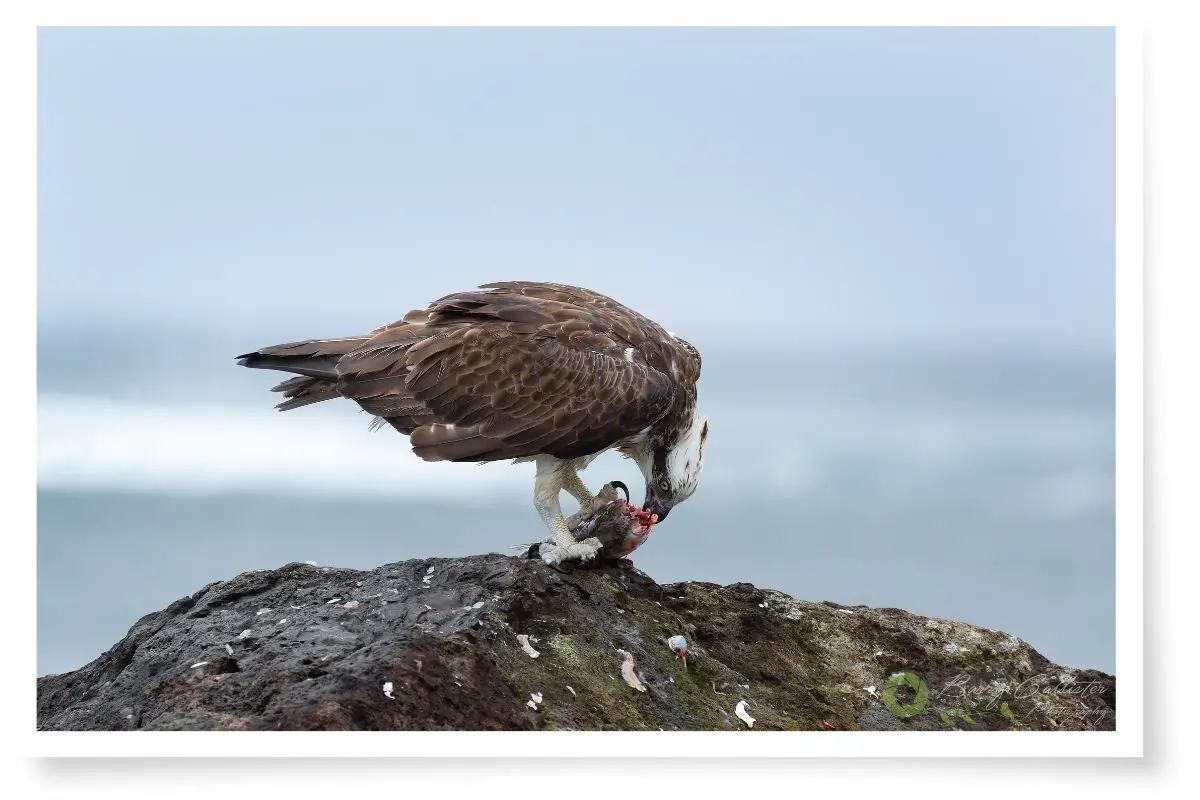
[37,393,547,500]
[38,391,1113,518]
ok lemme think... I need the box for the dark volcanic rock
[37,555,1116,731]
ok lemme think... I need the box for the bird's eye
[659,480,671,493]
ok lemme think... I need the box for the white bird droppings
[735,700,756,728]
[566,685,577,697]
[383,681,394,699]
[527,692,544,711]
[325,598,341,605]
[517,634,540,658]
[190,662,208,669]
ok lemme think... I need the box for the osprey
[236,281,708,565]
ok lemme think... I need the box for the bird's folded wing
[337,319,673,462]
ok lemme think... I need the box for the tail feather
[269,375,341,411]
[237,353,340,381]
[237,336,371,409]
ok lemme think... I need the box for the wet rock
[37,554,1115,731]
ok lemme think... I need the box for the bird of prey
[236,281,708,565]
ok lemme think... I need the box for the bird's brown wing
[331,295,675,462]
[404,325,674,462]
[330,319,438,433]
[475,281,702,382]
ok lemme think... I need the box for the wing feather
[405,328,673,461]
[283,282,686,463]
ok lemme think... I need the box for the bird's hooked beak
[643,484,671,522]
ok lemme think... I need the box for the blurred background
[37,27,1115,675]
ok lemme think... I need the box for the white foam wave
[37,393,534,501]
[38,392,1113,518]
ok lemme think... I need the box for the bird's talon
[537,537,602,567]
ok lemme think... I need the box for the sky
[34,28,1117,675]
[37,26,1114,354]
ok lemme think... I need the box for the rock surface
[37,553,1116,731]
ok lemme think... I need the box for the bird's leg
[533,458,602,565]
[562,468,592,505]
[563,469,607,516]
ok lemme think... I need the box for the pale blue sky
[35,28,1118,674]
[38,27,1114,353]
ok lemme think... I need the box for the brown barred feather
[236,281,701,463]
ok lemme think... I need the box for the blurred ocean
[36,325,1115,676]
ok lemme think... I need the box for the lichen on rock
[37,550,1115,732]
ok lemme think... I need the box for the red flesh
[618,500,657,527]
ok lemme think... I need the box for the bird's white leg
[533,457,602,565]
[562,469,602,512]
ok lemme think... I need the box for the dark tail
[236,336,370,411]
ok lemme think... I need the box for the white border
[21,0,1132,27]
[11,0,1141,764]
[29,730,1139,758]
[1111,12,1144,759]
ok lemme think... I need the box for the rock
[36,555,1115,731]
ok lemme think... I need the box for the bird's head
[642,413,709,523]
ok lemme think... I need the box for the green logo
[881,671,929,718]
